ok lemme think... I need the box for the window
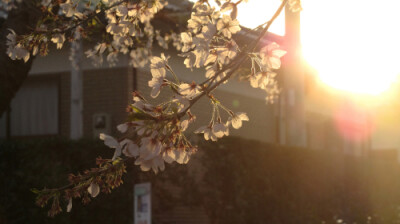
[0,76,59,137]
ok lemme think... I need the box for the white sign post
[134,183,151,224]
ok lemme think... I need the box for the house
[0,1,372,154]
[0,2,285,144]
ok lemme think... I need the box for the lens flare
[334,102,374,142]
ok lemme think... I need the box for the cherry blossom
[229,112,249,129]
[181,32,195,52]
[6,29,30,62]
[260,42,287,70]
[148,73,166,98]
[178,82,202,99]
[117,123,128,133]
[99,133,122,161]
[150,53,169,78]
[51,34,66,49]
[60,0,77,18]
[87,182,100,198]
[195,122,229,142]
[250,70,278,89]
[122,140,140,157]
[66,198,72,213]
[216,15,241,39]
[16,0,297,215]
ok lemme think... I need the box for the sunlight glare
[301,0,400,95]
[236,0,285,35]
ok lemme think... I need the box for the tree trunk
[0,2,40,117]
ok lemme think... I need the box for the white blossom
[216,15,241,39]
[165,148,191,164]
[187,15,203,33]
[192,4,213,23]
[198,23,216,42]
[135,155,165,173]
[229,112,249,129]
[106,22,124,35]
[140,136,163,160]
[174,150,191,164]
[216,40,239,64]
[181,52,196,69]
[117,123,128,133]
[51,33,65,49]
[181,32,195,52]
[99,133,122,161]
[122,140,139,157]
[6,29,30,62]
[116,4,128,17]
[260,42,287,70]
[195,123,229,141]
[60,0,77,18]
[178,82,201,99]
[67,198,72,212]
[250,70,277,89]
[7,44,29,62]
[150,53,169,77]
[195,125,216,141]
[213,122,230,138]
[87,182,100,198]
[148,73,165,98]
[162,148,176,164]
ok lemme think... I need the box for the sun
[300,0,400,95]
[189,0,400,95]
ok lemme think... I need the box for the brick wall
[59,72,71,137]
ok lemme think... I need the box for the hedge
[1,137,400,224]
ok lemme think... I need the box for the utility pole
[282,4,306,147]
[70,30,83,139]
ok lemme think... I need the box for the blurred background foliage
[1,137,400,223]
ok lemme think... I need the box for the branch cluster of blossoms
[6,0,168,66]
[85,0,167,66]
[100,90,196,174]
[33,157,127,217]
[100,0,288,174]
[4,0,301,216]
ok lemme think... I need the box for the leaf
[87,182,100,198]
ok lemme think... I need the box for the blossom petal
[87,182,100,198]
